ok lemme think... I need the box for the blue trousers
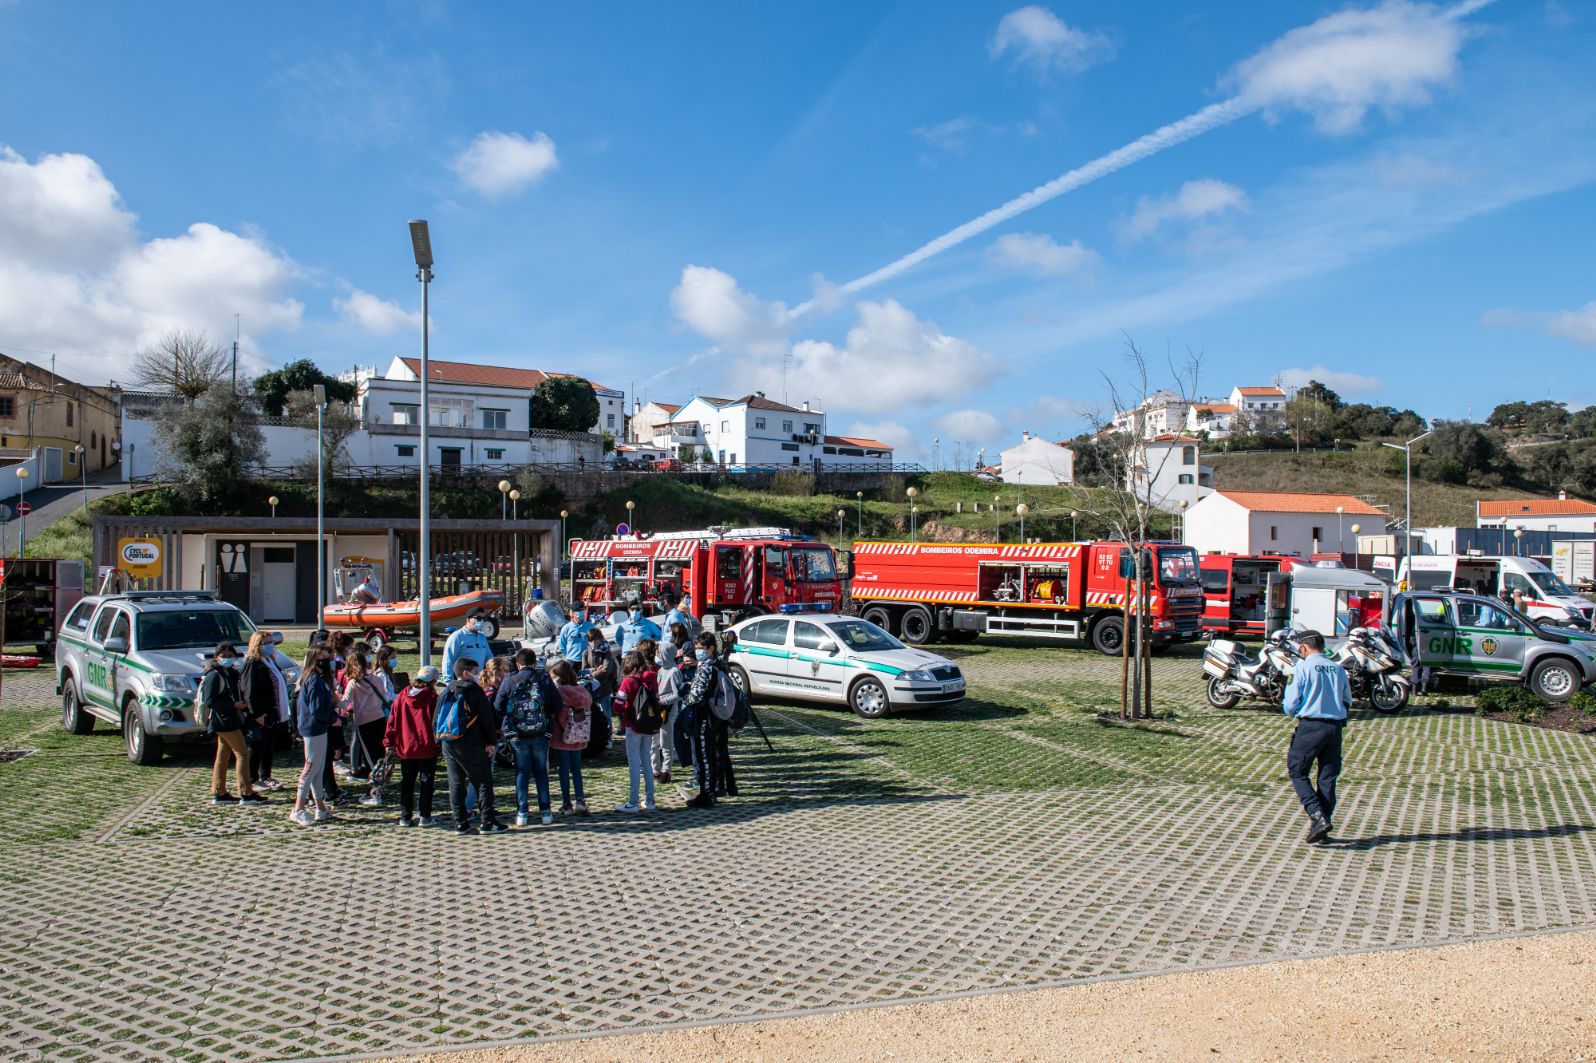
[511,735,551,814]
[1287,718,1344,822]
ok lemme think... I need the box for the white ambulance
[1380,555,1594,629]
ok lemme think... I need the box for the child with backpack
[495,648,559,826]
[683,632,737,809]
[547,658,593,815]
[384,666,441,827]
[612,650,662,813]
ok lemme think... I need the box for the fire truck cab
[568,527,844,629]
[848,540,1205,655]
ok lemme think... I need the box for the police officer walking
[1282,629,1351,845]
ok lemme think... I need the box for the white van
[1382,555,1594,628]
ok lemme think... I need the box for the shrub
[1474,685,1545,721]
[1568,691,1596,718]
[770,471,816,497]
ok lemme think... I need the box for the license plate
[944,680,965,693]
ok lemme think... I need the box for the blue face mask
[695,649,709,662]
[629,610,641,622]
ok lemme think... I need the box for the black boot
[1306,814,1331,844]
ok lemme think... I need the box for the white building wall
[1183,493,1251,555]
[1131,441,1210,512]
[1000,437,1074,485]
[1244,512,1384,556]
[1479,513,1596,534]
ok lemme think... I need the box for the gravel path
[375,928,1596,1062]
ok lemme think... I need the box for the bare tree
[285,389,361,474]
[132,329,229,401]
[1067,337,1202,720]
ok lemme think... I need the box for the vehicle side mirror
[104,636,129,655]
[271,631,285,645]
[827,644,841,656]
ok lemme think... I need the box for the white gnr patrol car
[55,590,280,765]
[724,610,965,718]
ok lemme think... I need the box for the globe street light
[1350,523,1362,561]
[409,218,436,666]
[509,488,522,599]
[1016,502,1029,543]
[268,495,279,519]
[1178,499,1189,541]
[1070,509,1079,541]
[559,509,569,563]
[994,493,1002,542]
[498,479,512,520]
[906,486,920,541]
[1514,527,1524,557]
[72,443,88,522]
[1336,504,1345,554]
[836,508,846,538]
[856,490,864,538]
[625,499,636,532]
[15,466,29,555]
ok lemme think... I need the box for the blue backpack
[434,690,466,742]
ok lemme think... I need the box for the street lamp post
[932,437,940,472]
[625,499,636,533]
[409,219,435,665]
[498,479,511,520]
[1381,429,1434,561]
[1016,502,1029,543]
[1178,499,1189,541]
[1350,523,1362,563]
[994,494,1002,542]
[855,490,864,538]
[1336,504,1345,555]
[836,508,846,538]
[906,486,919,540]
[1070,509,1079,541]
[268,495,279,519]
[509,488,522,605]
[559,509,569,562]
[73,443,88,522]
[313,384,326,632]
[15,466,29,555]
[1514,528,1524,557]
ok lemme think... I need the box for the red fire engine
[848,540,1205,654]
[567,527,844,623]
[1198,554,1300,636]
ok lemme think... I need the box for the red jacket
[614,671,659,733]
[384,685,440,760]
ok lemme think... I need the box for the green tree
[1296,379,1343,410]
[253,359,357,415]
[1569,406,1596,440]
[152,385,266,506]
[530,376,600,432]
[1424,420,1503,481]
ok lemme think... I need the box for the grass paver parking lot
[3,638,1596,1061]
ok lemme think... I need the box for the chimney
[1559,489,1568,501]
[802,400,811,412]
[1023,430,1031,441]
[755,390,765,399]
[633,400,641,414]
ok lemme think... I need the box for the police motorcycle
[1332,626,1411,713]
[1202,628,1302,710]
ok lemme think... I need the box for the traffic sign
[615,522,631,535]
[15,501,30,517]
[0,504,10,522]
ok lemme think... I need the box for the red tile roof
[1478,498,1596,518]
[397,358,602,391]
[1146,434,1200,444]
[1236,386,1285,397]
[1214,490,1384,515]
[654,402,681,414]
[1193,402,1237,414]
[825,435,893,451]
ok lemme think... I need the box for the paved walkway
[3,644,1596,1061]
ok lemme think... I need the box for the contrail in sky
[791,0,1497,317]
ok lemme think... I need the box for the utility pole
[232,313,240,393]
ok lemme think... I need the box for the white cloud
[1226,0,1473,135]
[990,6,1114,75]
[757,299,1001,414]
[911,117,977,153]
[1548,303,1596,344]
[1120,179,1248,242]
[670,265,791,357]
[1278,365,1384,396]
[0,146,303,383]
[934,408,1003,443]
[843,420,916,455]
[987,232,1100,276]
[334,288,421,335]
[450,130,559,199]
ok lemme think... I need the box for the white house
[1183,490,1387,557]
[1126,435,1212,512]
[1476,495,1596,535]
[382,356,617,437]
[1112,389,1190,440]
[1229,385,1287,428]
[1186,401,1237,440]
[999,433,1074,485]
[627,401,681,444]
[654,393,893,468]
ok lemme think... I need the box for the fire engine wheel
[1205,676,1241,710]
[860,606,896,635]
[1091,616,1126,657]
[1529,658,1580,703]
[849,676,891,719]
[364,629,389,653]
[899,606,938,645]
[62,677,94,734]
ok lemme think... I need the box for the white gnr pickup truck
[55,590,287,765]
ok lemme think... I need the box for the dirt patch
[382,928,1596,1063]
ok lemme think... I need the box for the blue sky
[1,0,1593,461]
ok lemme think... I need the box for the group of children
[273,622,738,833]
